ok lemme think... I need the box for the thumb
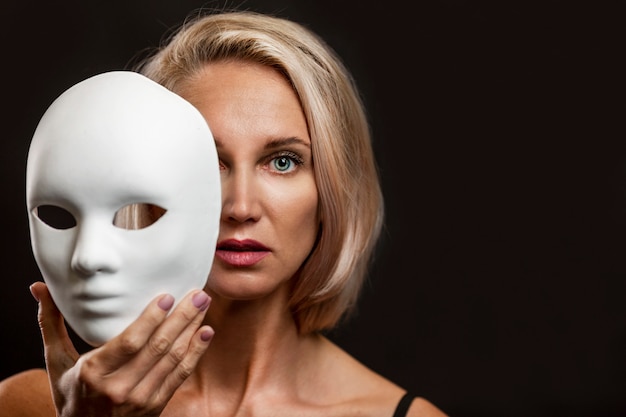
[30,281,80,373]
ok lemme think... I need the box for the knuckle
[188,338,209,358]
[175,361,195,381]
[125,392,148,411]
[178,308,197,322]
[143,396,164,414]
[168,343,187,364]
[118,333,143,355]
[36,315,45,330]
[148,335,171,357]
[75,356,134,406]
[76,357,99,388]
[107,386,129,405]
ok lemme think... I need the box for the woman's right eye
[34,205,76,229]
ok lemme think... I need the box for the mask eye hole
[113,203,167,230]
[34,205,77,230]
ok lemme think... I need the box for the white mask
[26,71,220,347]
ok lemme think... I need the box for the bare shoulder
[0,368,55,417]
[407,397,449,417]
[317,337,447,416]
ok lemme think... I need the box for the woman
[0,10,448,417]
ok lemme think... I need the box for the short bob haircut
[133,10,384,334]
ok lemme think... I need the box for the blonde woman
[0,10,447,417]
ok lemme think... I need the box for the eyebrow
[264,136,311,150]
[214,136,311,150]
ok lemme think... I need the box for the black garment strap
[392,392,415,417]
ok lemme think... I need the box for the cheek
[296,196,319,234]
[30,220,75,285]
[272,180,319,242]
[123,215,214,288]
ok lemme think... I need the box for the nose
[70,219,121,276]
[221,167,262,224]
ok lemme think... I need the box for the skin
[0,61,448,417]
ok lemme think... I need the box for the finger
[157,325,214,397]
[121,290,210,376]
[95,292,177,371]
[30,282,79,374]
[143,293,211,379]
[101,290,210,396]
[130,325,214,407]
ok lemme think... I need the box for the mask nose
[70,219,121,276]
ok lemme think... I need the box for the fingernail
[200,328,214,342]
[192,291,210,311]
[158,294,175,311]
[29,284,40,302]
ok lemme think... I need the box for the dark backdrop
[0,1,622,417]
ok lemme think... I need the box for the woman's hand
[30,281,214,417]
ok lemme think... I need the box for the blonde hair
[133,10,384,334]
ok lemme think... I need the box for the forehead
[26,72,218,206]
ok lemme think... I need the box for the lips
[74,291,118,300]
[215,239,270,267]
[70,293,123,317]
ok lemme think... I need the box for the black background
[0,1,623,416]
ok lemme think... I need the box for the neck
[189,285,319,398]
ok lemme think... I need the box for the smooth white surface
[26,71,220,347]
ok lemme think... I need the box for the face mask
[26,71,220,347]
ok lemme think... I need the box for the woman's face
[178,61,319,301]
[26,72,221,346]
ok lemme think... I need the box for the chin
[73,328,113,348]
[69,316,131,347]
[206,273,289,302]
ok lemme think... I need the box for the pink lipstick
[215,239,270,267]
